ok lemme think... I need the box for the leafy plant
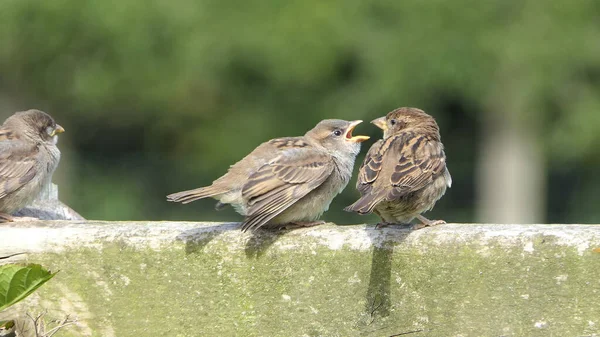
[0,264,57,312]
[0,263,58,334]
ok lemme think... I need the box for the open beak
[345,120,370,143]
[370,117,387,131]
[51,125,65,137]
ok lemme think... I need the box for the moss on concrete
[2,223,600,336]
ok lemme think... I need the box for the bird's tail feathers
[344,195,381,214]
[166,186,223,204]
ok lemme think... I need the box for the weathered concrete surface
[13,184,84,220]
[1,222,600,337]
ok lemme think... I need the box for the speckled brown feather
[0,126,40,198]
[240,148,334,231]
[345,107,451,226]
[165,137,320,205]
[168,119,368,231]
[0,110,63,219]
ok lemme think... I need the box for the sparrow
[167,119,369,231]
[0,109,64,222]
[344,107,451,230]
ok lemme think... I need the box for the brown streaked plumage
[0,109,64,222]
[344,107,451,229]
[167,119,369,232]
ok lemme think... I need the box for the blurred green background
[1,0,599,224]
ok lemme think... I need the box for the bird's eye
[390,119,396,126]
[333,129,343,137]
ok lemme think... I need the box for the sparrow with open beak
[168,119,369,231]
[345,107,451,230]
[0,109,64,222]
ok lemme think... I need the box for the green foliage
[0,319,14,330]
[0,264,57,312]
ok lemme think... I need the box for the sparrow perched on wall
[0,109,64,222]
[167,119,369,232]
[344,107,451,230]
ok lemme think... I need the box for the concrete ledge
[1,222,600,336]
[12,184,85,221]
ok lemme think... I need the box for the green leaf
[0,264,57,312]
[0,319,14,329]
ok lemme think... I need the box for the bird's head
[5,109,65,145]
[371,107,438,139]
[305,119,369,156]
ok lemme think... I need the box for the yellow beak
[51,125,65,136]
[370,117,387,131]
[346,120,370,143]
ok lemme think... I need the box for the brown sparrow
[168,119,369,231]
[344,107,451,230]
[0,109,64,222]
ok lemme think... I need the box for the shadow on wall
[176,222,240,254]
[358,228,413,336]
[176,222,417,335]
[176,222,302,258]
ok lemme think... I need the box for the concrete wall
[1,221,600,336]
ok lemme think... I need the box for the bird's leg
[373,210,412,229]
[375,222,392,229]
[214,201,227,211]
[0,213,14,223]
[0,212,40,223]
[277,220,326,230]
[414,215,446,230]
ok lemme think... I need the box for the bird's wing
[356,139,384,195]
[240,147,334,231]
[344,138,399,214]
[0,127,39,199]
[385,133,447,199]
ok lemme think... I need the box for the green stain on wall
[15,233,600,336]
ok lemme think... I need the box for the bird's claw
[0,214,40,223]
[375,222,391,229]
[0,213,13,223]
[375,222,412,229]
[276,220,326,231]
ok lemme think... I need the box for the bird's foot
[214,201,227,211]
[414,215,446,230]
[0,214,39,223]
[0,213,14,223]
[375,222,391,229]
[277,220,326,230]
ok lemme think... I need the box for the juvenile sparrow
[168,119,369,231]
[0,109,64,222]
[344,107,451,229]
